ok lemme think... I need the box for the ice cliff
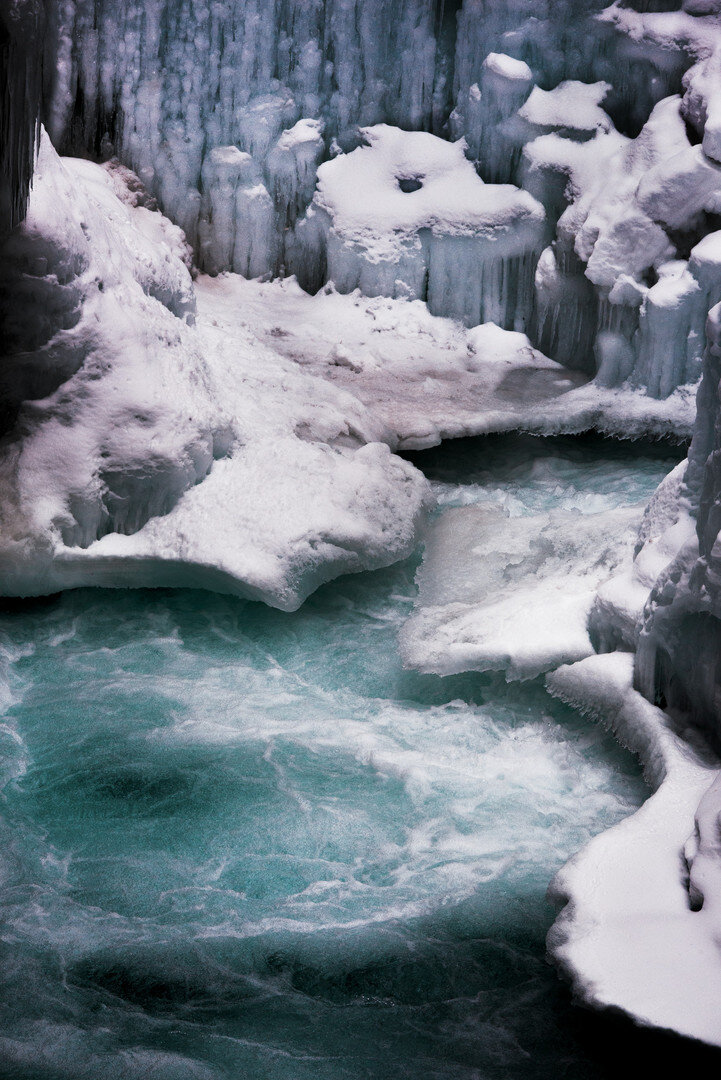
[30,0,720,399]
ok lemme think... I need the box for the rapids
[0,432,708,1080]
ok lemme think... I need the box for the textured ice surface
[400,434,681,682]
[0,433,681,1080]
[203,274,697,447]
[0,0,44,236]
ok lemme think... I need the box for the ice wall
[40,0,702,261]
[38,0,721,401]
[636,303,721,751]
[1,0,46,238]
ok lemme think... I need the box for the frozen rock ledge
[0,133,430,610]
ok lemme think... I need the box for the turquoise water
[0,434,693,1079]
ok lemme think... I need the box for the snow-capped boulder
[294,125,547,331]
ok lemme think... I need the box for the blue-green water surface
[0,434,698,1079]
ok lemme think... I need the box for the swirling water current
[0,434,698,1079]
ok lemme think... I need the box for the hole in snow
[397,176,423,193]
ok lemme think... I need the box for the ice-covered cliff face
[0,0,45,238]
[636,302,721,749]
[40,0,721,397]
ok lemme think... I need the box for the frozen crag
[292,125,547,331]
[536,92,721,396]
[0,133,429,608]
[399,503,641,681]
[546,653,721,1045]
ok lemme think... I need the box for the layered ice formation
[19,0,717,404]
[292,125,547,331]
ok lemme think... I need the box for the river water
[0,433,698,1079]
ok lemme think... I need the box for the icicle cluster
[1,0,45,238]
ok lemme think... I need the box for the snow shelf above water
[399,503,642,681]
[294,125,548,332]
[546,652,721,1047]
[0,135,697,608]
[205,274,697,450]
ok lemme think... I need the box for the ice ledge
[546,653,721,1046]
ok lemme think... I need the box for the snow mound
[0,133,430,608]
[295,124,547,331]
[546,652,721,1047]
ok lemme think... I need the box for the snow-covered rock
[293,125,547,331]
[546,652,721,1046]
[0,133,430,608]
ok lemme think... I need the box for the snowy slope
[0,134,429,609]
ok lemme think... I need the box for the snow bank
[0,133,429,608]
[546,653,721,1046]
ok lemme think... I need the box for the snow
[399,504,641,681]
[546,652,721,1046]
[0,133,429,608]
[538,93,721,396]
[198,273,697,449]
[293,124,547,331]
[513,80,613,141]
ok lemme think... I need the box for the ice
[589,460,694,652]
[295,124,547,329]
[200,274,696,449]
[400,502,641,681]
[267,118,325,229]
[635,302,721,748]
[0,133,429,607]
[0,0,45,237]
[537,91,721,396]
[546,652,721,1047]
[450,53,534,183]
[197,147,276,278]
